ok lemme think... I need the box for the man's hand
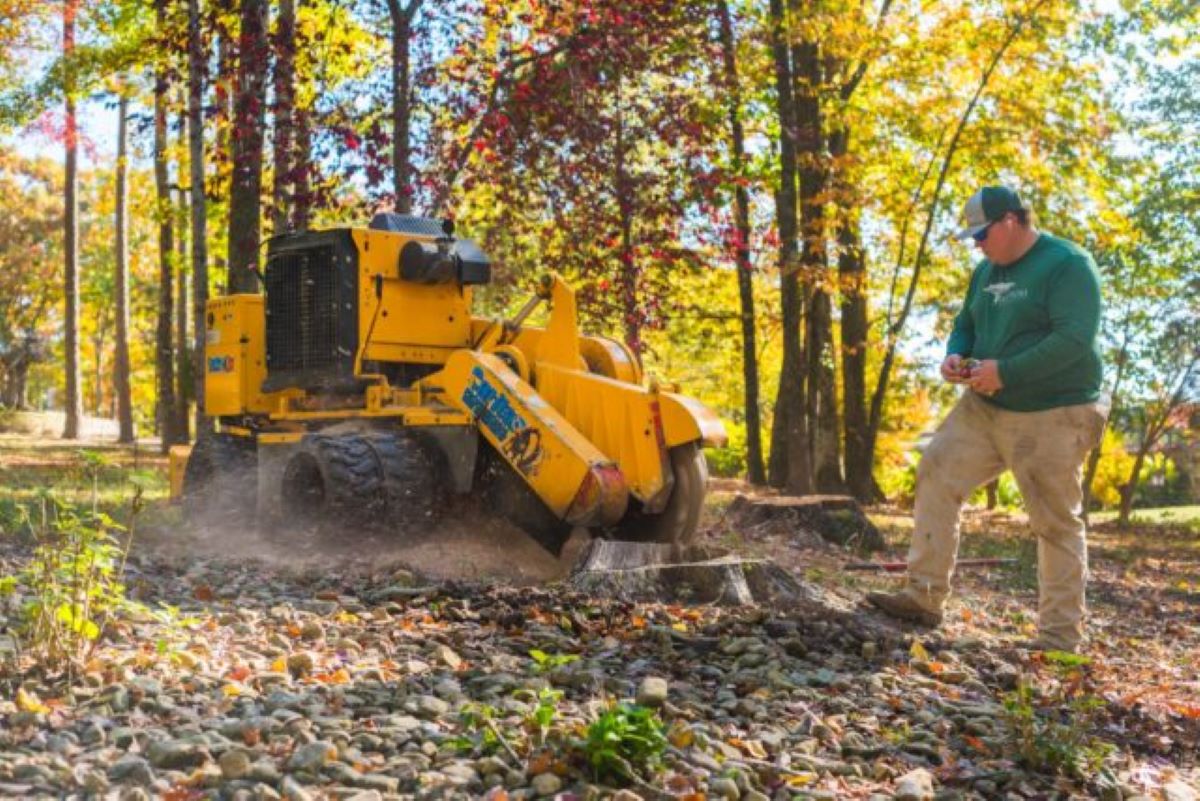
[941,354,966,384]
[968,359,1004,396]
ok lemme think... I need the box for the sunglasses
[971,221,995,243]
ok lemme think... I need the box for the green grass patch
[1090,505,1200,527]
[0,436,169,539]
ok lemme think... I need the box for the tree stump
[567,540,850,609]
[724,494,885,551]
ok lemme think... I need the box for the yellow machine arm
[431,273,726,523]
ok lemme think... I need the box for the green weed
[528,649,580,673]
[1001,656,1116,779]
[0,453,144,685]
[583,703,667,784]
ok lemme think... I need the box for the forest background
[0,0,1195,524]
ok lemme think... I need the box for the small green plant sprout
[583,702,668,784]
[1001,661,1116,779]
[524,687,564,746]
[528,648,580,673]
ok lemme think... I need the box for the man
[867,186,1106,652]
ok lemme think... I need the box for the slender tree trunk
[387,0,421,213]
[1083,317,1132,517]
[273,0,296,232]
[767,0,811,494]
[1119,443,1150,526]
[715,0,764,485]
[227,0,268,294]
[62,0,82,440]
[155,0,177,453]
[831,127,880,502]
[114,93,134,443]
[188,0,211,435]
[175,149,191,442]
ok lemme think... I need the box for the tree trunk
[766,0,810,494]
[1118,442,1150,527]
[1083,321,1132,518]
[114,93,134,443]
[175,146,191,442]
[831,127,879,502]
[791,30,843,494]
[293,106,312,230]
[62,0,82,440]
[155,0,177,453]
[188,0,211,435]
[715,0,765,485]
[273,0,296,232]
[985,478,999,509]
[226,0,268,294]
[387,0,420,213]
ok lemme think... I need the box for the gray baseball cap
[954,186,1026,240]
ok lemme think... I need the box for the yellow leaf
[671,622,688,632]
[910,640,929,661]
[16,688,50,714]
[271,658,287,673]
[785,772,817,787]
[668,720,694,748]
[222,684,242,697]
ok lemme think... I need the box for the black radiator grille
[265,247,339,374]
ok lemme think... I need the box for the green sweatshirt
[946,233,1103,412]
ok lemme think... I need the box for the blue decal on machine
[462,365,544,475]
[208,356,234,373]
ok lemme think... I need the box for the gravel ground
[0,501,1198,800]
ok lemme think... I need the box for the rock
[286,741,336,772]
[434,644,463,670]
[415,695,450,719]
[219,748,253,780]
[246,759,283,784]
[287,652,315,678]
[636,676,669,707]
[894,768,934,801]
[299,621,324,641]
[147,739,209,770]
[1164,782,1198,801]
[709,776,741,799]
[281,775,315,801]
[531,772,563,796]
[109,756,155,785]
[82,769,109,793]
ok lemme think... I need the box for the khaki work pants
[904,392,1107,649]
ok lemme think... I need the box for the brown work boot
[866,591,943,627]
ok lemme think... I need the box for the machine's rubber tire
[478,445,573,556]
[280,434,382,530]
[363,432,440,533]
[181,432,257,530]
[612,442,709,545]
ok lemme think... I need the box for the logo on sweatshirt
[983,282,1028,304]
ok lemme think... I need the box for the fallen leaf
[15,688,49,714]
[910,640,929,661]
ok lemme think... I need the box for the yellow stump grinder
[172,215,726,554]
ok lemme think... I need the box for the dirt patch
[144,506,590,585]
